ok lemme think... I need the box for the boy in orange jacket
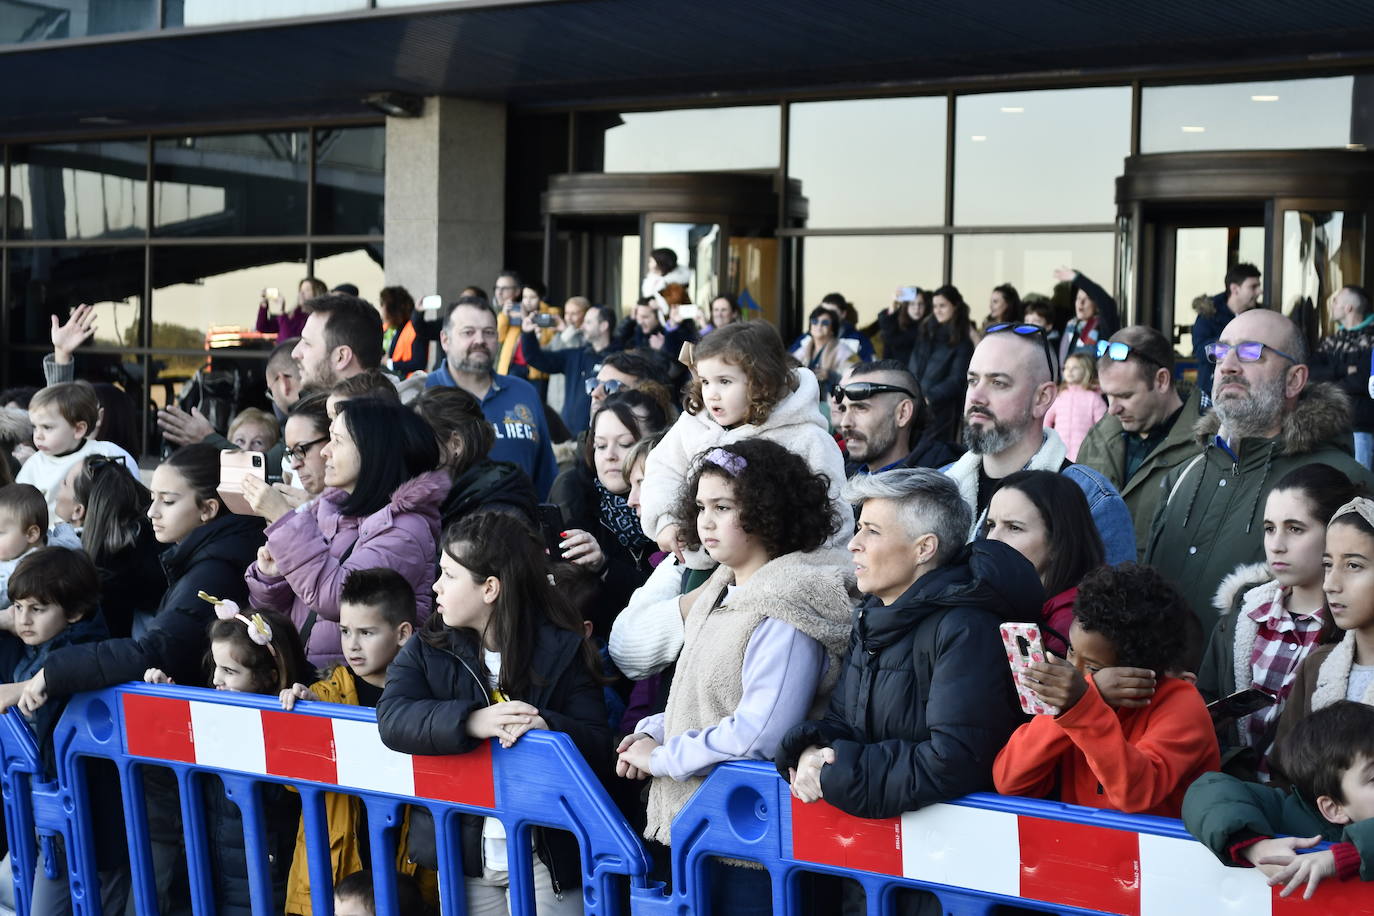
[993,563,1220,818]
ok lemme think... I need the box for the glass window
[150,245,307,348]
[1142,77,1354,153]
[153,132,308,237]
[0,0,157,44]
[789,97,946,228]
[10,142,147,241]
[312,243,386,303]
[602,107,780,172]
[952,233,1116,319]
[1173,226,1265,318]
[1282,210,1364,321]
[954,87,1131,226]
[8,247,147,347]
[168,0,366,28]
[314,126,385,235]
[801,236,944,327]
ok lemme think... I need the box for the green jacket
[1145,383,1374,635]
[1183,771,1374,880]
[1076,387,1204,559]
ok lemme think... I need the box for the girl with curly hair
[616,439,856,914]
[638,320,851,567]
[993,563,1219,817]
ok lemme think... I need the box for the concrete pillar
[384,96,506,302]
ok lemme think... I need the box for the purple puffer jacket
[245,469,451,668]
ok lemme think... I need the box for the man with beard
[834,361,958,476]
[941,325,1135,564]
[425,296,557,497]
[1146,308,1373,632]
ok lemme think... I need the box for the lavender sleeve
[647,618,826,781]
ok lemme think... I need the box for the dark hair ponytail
[77,456,152,565]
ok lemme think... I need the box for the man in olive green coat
[1145,309,1374,636]
[1076,326,1203,559]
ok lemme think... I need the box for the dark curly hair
[1071,563,1189,673]
[671,438,837,559]
[683,322,795,426]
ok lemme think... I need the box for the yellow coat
[496,301,559,380]
[284,665,434,915]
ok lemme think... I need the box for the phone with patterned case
[1000,622,1060,716]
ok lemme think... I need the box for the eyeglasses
[1096,339,1168,370]
[1204,341,1299,365]
[811,318,833,328]
[283,436,328,464]
[986,323,1056,377]
[832,382,917,403]
[585,377,626,397]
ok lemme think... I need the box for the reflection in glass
[154,132,308,237]
[0,1,157,44]
[954,87,1130,226]
[1142,77,1354,153]
[169,0,365,27]
[1282,211,1364,333]
[801,236,944,326]
[8,247,146,347]
[650,223,718,308]
[314,126,385,235]
[151,245,307,349]
[789,97,946,228]
[1173,226,1265,321]
[602,106,780,172]
[10,142,147,241]
[312,244,386,304]
[952,233,1115,312]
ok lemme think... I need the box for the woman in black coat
[907,285,975,441]
[377,511,609,909]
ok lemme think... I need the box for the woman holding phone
[243,399,449,668]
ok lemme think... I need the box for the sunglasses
[1204,341,1298,365]
[986,323,1056,377]
[832,382,917,403]
[284,435,328,464]
[585,377,626,396]
[1096,340,1167,370]
[811,319,834,328]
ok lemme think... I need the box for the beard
[1213,372,1285,440]
[963,404,1031,455]
[455,345,493,374]
[845,423,899,465]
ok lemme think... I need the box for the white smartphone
[420,294,442,317]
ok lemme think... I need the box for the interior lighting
[1181,126,1206,133]
[970,135,987,142]
[999,106,1024,113]
[1251,95,1280,102]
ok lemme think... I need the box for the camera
[534,313,557,328]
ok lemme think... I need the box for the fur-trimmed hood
[1193,382,1352,455]
[1310,631,1374,711]
[1212,562,1274,615]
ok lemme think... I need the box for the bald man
[942,325,1135,564]
[1147,308,1374,638]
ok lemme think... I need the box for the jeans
[1356,431,1373,470]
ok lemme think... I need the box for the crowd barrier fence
[0,685,1369,915]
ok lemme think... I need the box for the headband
[198,591,277,656]
[703,447,746,477]
[1332,497,1374,530]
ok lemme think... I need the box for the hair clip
[703,447,746,477]
[199,591,277,656]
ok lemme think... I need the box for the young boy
[1184,700,1374,900]
[0,484,53,609]
[332,870,425,916]
[16,382,138,521]
[279,568,420,916]
[992,563,1220,818]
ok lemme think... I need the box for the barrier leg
[177,769,215,913]
[2,773,38,916]
[505,823,537,916]
[433,808,470,916]
[116,763,160,916]
[362,798,403,916]
[224,774,277,914]
[301,787,336,916]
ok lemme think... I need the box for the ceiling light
[1251,95,1280,102]
[970,135,987,142]
[1000,107,1024,113]
[1181,126,1206,133]
[362,92,423,118]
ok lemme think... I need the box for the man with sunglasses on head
[943,323,1136,565]
[1146,308,1373,643]
[1077,326,1203,559]
[834,362,958,477]
[517,303,620,436]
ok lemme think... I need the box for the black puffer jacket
[44,512,265,695]
[440,458,540,530]
[777,540,1042,820]
[377,618,610,889]
[205,774,299,915]
[907,323,974,440]
[94,518,169,639]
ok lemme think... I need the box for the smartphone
[218,450,266,516]
[1206,687,1278,725]
[676,304,702,324]
[420,294,442,317]
[263,287,280,301]
[537,503,566,557]
[534,313,557,328]
[1000,622,1059,716]
[896,286,918,303]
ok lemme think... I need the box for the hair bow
[199,591,277,655]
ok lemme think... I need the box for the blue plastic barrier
[0,710,49,916]
[42,683,650,916]
[656,759,1374,916]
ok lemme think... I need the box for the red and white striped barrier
[791,796,1374,915]
[120,692,494,807]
